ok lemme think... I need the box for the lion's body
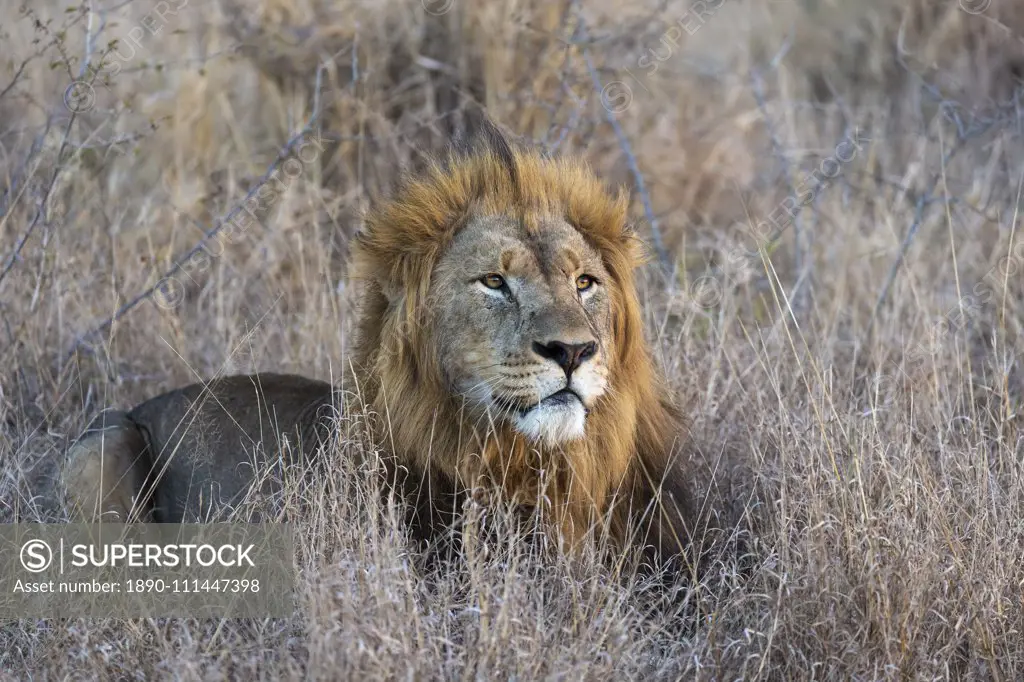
[64,121,695,567]
[64,374,335,522]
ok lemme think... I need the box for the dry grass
[2,0,1023,678]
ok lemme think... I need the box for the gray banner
[0,523,295,618]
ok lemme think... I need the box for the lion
[62,121,696,569]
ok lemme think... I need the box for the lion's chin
[512,397,587,447]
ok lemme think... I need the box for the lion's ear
[451,110,518,159]
[350,231,404,304]
[374,275,405,306]
[380,253,436,311]
[620,223,650,267]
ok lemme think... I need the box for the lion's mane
[349,125,693,562]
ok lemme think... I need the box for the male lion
[63,122,695,568]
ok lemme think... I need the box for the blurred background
[1,0,1023,678]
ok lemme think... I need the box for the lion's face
[351,129,691,560]
[431,215,614,447]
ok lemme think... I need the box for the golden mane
[349,126,692,559]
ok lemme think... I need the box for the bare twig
[65,66,329,361]
[750,61,808,312]
[543,58,585,155]
[866,190,930,342]
[0,53,40,102]
[0,1,114,277]
[0,116,77,289]
[864,83,1022,342]
[575,15,671,275]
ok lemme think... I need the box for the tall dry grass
[1,0,1023,678]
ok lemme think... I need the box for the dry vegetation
[2,0,1024,678]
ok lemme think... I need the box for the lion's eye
[576,274,596,291]
[481,273,506,290]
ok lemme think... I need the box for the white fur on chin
[513,400,587,447]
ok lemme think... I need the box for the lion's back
[128,373,336,521]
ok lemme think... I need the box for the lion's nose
[532,339,597,377]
